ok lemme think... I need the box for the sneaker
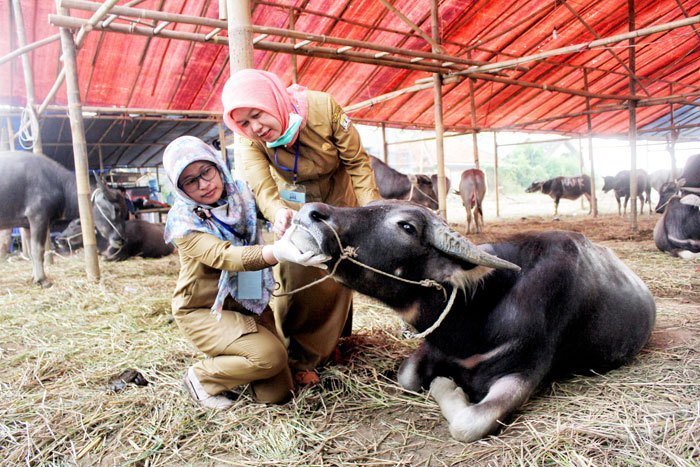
[183,366,235,409]
[293,369,320,387]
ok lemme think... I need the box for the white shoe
[183,366,235,409]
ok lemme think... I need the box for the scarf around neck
[163,136,274,319]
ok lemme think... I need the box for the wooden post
[289,9,298,84]
[57,6,100,281]
[381,122,388,163]
[493,132,500,217]
[11,0,42,154]
[583,69,598,217]
[468,74,480,169]
[628,0,638,231]
[431,0,446,219]
[218,122,229,168]
[226,0,253,74]
[668,84,678,176]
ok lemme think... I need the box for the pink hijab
[222,69,308,143]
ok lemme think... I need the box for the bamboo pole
[628,0,638,231]
[468,76,480,169]
[493,132,500,217]
[289,8,298,84]
[0,33,60,66]
[380,0,443,53]
[61,0,495,68]
[12,0,42,154]
[583,70,598,217]
[227,0,253,73]
[57,6,100,281]
[381,123,388,163]
[668,84,678,177]
[456,15,700,75]
[431,0,446,220]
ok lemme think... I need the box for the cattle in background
[525,174,592,216]
[290,201,655,442]
[653,154,700,259]
[56,218,175,261]
[456,169,486,234]
[430,174,452,205]
[649,168,681,198]
[369,156,439,209]
[602,169,652,216]
[0,151,128,286]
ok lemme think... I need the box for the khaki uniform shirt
[235,90,381,218]
[172,232,270,349]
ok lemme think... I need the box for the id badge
[237,271,263,300]
[280,183,306,204]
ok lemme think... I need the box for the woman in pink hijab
[222,69,381,386]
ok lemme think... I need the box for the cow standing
[456,169,486,234]
[369,156,440,209]
[525,175,591,216]
[653,154,700,259]
[0,151,128,286]
[290,200,655,442]
[602,169,652,216]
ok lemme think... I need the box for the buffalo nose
[297,202,331,224]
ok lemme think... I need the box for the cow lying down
[290,200,656,442]
[56,218,174,261]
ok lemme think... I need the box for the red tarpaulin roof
[1,0,698,167]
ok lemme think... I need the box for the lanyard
[210,214,248,244]
[273,139,300,183]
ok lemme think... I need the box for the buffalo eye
[398,221,416,235]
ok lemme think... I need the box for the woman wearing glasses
[163,136,329,408]
[221,69,381,386]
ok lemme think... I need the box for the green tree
[498,144,580,193]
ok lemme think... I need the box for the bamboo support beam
[431,0,447,220]
[379,0,443,53]
[57,3,100,282]
[11,0,42,154]
[0,33,60,66]
[455,15,700,75]
[628,0,638,232]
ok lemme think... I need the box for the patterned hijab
[163,136,274,319]
[222,69,308,144]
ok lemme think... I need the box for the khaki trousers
[272,261,353,371]
[176,306,293,404]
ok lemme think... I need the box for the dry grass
[0,214,697,466]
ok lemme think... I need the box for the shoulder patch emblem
[339,113,351,131]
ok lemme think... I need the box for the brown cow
[456,169,486,234]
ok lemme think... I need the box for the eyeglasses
[179,164,218,192]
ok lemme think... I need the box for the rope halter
[275,218,457,338]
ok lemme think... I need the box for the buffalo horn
[430,221,521,271]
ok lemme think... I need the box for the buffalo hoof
[34,279,53,288]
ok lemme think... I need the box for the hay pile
[0,214,697,465]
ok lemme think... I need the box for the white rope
[17,106,35,150]
[274,218,457,338]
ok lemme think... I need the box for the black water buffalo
[653,154,700,259]
[0,151,128,286]
[369,156,441,209]
[602,169,652,216]
[456,169,486,234]
[290,200,655,442]
[525,174,591,216]
[56,218,174,261]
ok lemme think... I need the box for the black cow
[369,156,440,209]
[456,169,486,234]
[602,170,652,216]
[0,151,128,286]
[290,200,655,442]
[525,175,591,216]
[56,218,174,261]
[653,154,700,259]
